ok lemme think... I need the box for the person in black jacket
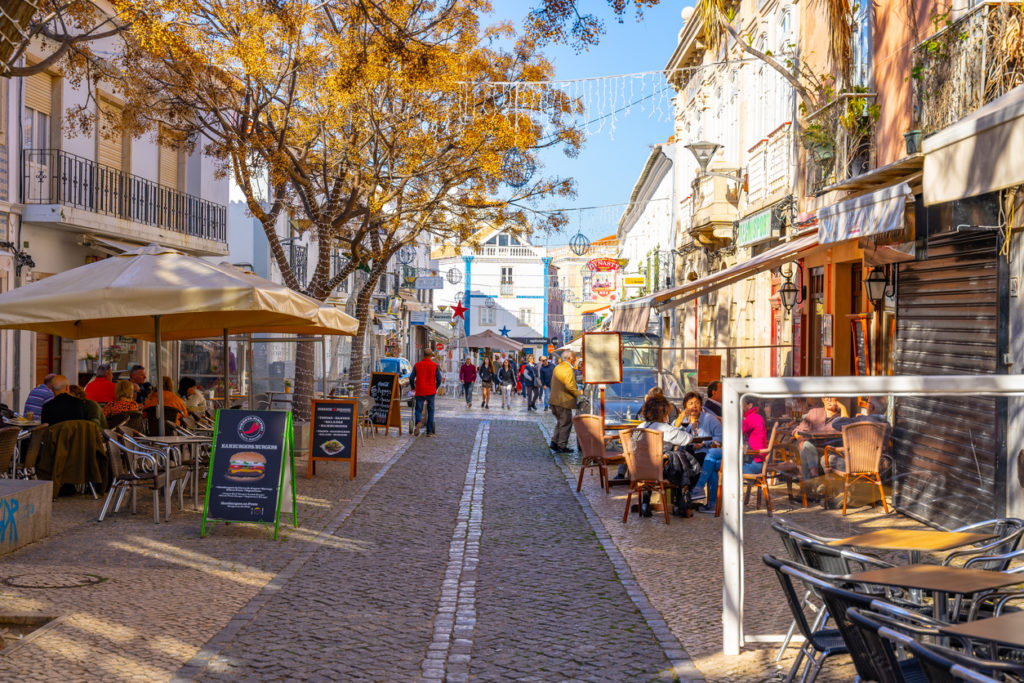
[478,358,495,409]
[539,356,554,410]
[497,359,516,409]
[41,375,87,426]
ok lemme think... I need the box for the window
[480,306,495,325]
[518,308,532,326]
[852,2,873,88]
[500,267,513,284]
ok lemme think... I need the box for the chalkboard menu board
[848,314,871,376]
[201,409,296,539]
[369,372,400,434]
[308,399,358,480]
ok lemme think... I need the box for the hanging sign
[586,257,620,303]
[308,399,358,480]
[415,276,444,289]
[201,410,296,539]
[368,371,401,435]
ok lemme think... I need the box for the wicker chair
[16,423,48,479]
[823,421,888,515]
[619,427,675,525]
[571,414,626,493]
[143,406,183,436]
[0,426,21,477]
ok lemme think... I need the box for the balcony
[912,2,1024,135]
[499,282,514,297]
[22,149,227,254]
[804,93,877,195]
[747,124,792,206]
[479,245,537,258]
[690,174,739,247]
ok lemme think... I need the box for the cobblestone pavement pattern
[471,419,679,681]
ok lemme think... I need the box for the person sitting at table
[177,377,208,414]
[69,385,108,430]
[41,375,87,426]
[793,396,848,480]
[84,364,116,404]
[104,380,141,418]
[675,391,724,512]
[619,395,695,515]
[639,386,679,423]
[703,380,723,419]
[129,365,153,404]
[24,373,56,418]
[143,376,188,423]
[820,396,889,474]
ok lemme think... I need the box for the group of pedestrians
[457,353,555,412]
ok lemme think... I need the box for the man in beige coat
[549,351,580,452]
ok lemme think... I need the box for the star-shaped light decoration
[499,325,511,337]
[451,300,469,319]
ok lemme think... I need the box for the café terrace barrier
[720,374,1024,655]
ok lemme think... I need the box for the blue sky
[487,1,691,244]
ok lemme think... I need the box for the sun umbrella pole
[321,335,327,396]
[154,316,165,436]
[223,329,230,411]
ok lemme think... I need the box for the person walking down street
[539,356,553,410]
[459,358,477,409]
[522,355,541,411]
[478,358,495,409]
[549,351,581,453]
[24,373,56,418]
[497,359,516,409]
[410,348,442,437]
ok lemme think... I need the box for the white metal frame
[721,374,1024,655]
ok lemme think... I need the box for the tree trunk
[292,336,316,422]
[347,260,389,383]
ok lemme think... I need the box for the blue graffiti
[0,498,19,544]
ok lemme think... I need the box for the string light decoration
[502,147,536,188]
[570,231,590,256]
[397,245,416,265]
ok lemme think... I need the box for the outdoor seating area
[764,517,1024,682]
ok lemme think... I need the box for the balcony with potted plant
[802,91,879,195]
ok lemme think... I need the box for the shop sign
[414,276,444,289]
[623,276,645,286]
[586,257,620,303]
[410,311,428,325]
[736,209,773,247]
[432,309,453,322]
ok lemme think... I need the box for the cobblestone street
[0,396,934,681]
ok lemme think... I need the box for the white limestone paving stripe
[421,420,489,682]
[537,421,705,682]
[172,436,417,682]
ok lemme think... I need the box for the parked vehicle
[375,357,412,384]
[583,367,684,422]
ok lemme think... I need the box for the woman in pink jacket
[742,397,769,454]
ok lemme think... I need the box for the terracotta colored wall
[873,0,950,166]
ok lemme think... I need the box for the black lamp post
[864,265,889,310]
[779,279,799,312]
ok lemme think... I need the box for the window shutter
[96,99,123,171]
[25,72,52,115]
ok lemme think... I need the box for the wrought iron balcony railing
[803,93,877,194]
[499,282,515,297]
[22,149,226,242]
[912,2,1024,135]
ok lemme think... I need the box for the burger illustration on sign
[226,452,267,482]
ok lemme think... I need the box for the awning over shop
[608,304,652,333]
[399,291,425,312]
[818,182,913,245]
[613,233,824,313]
[464,329,523,352]
[426,320,452,340]
[81,234,150,255]
[923,83,1024,206]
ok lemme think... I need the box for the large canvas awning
[607,304,653,334]
[818,182,913,244]
[612,234,825,313]
[923,84,1024,206]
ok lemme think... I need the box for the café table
[829,528,996,564]
[844,564,1024,621]
[136,433,212,509]
[941,610,1024,655]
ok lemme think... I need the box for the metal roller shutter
[892,230,1006,528]
[25,72,51,115]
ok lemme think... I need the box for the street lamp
[864,266,889,310]
[684,141,742,185]
[779,279,800,312]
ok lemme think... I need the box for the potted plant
[284,379,293,394]
[801,122,835,162]
[904,129,923,154]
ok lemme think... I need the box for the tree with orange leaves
[106,0,581,418]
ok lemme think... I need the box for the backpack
[664,448,701,490]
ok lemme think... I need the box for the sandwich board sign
[368,371,401,435]
[201,409,296,539]
[308,398,358,480]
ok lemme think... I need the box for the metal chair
[143,406,183,435]
[943,518,1024,570]
[99,431,163,523]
